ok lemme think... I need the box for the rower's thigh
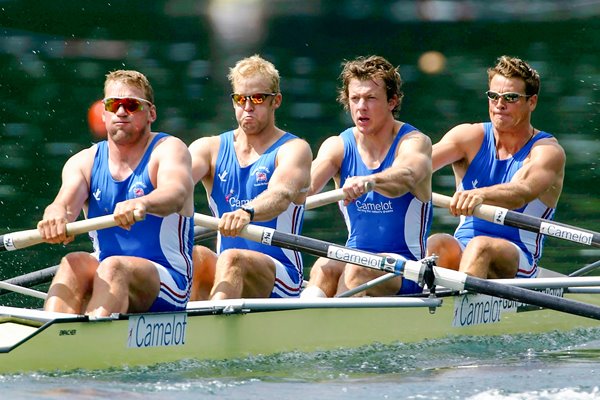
[463,236,520,278]
[56,252,99,287]
[216,249,276,298]
[427,233,462,271]
[97,256,161,310]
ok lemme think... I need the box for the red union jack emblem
[133,187,145,197]
[256,172,267,182]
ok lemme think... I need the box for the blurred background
[0,0,598,299]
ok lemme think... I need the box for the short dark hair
[487,55,540,96]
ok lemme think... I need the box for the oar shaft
[463,274,600,320]
[305,182,374,210]
[0,211,144,252]
[196,212,600,322]
[0,281,47,300]
[400,260,600,321]
[193,213,410,275]
[0,225,216,298]
[432,193,600,248]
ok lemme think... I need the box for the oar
[306,181,374,209]
[0,211,144,252]
[0,185,371,297]
[432,193,600,248]
[184,184,375,242]
[0,225,215,298]
[195,213,600,321]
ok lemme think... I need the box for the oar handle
[194,214,265,243]
[431,192,502,223]
[0,210,144,252]
[306,181,375,210]
[432,192,600,248]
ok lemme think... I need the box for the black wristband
[240,205,255,221]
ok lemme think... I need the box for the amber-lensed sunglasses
[103,97,152,113]
[230,93,277,106]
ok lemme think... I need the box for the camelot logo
[128,313,188,348]
[355,200,393,214]
[540,222,593,245]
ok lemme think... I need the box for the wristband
[240,205,255,221]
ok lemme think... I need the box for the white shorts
[269,255,302,298]
[456,240,537,278]
[92,251,190,311]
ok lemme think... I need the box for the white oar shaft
[305,181,374,210]
[431,193,498,221]
[0,281,47,300]
[0,211,144,252]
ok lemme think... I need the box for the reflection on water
[0,3,598,282]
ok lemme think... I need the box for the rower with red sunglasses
[188,55,312,301]
[39,69,195,317]
[427,55,566,280]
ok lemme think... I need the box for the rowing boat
[2,273,600,374]
[1,190,599,374]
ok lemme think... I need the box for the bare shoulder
[316,135,344,156]
[152,135,191,162]
[67,144,97,169]
[443,122,484,141]
[281,136,313,158]
[531,135,566,164]
[188,135,221,157]
[401,129,432,147]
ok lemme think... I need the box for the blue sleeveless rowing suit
[87,132,194,311]
[209,130,304,297]
[339,124,433,294]
[455,122,556,278]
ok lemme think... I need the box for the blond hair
[104,70,155,103]
[227,55,280,93]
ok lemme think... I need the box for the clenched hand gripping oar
[432,193,600,248]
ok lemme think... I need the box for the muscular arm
[250,138,313,221]
[189,135,220,189]
[452,138,565,214]
[432,123,482,173]
[308,136,344,196]
[218,137,312,236]
[132,136,194,218]
[38,147,92,243]
[373,131,432,200]
[343,131,432,203]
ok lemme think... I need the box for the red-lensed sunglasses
[103,97,152,113]
[230,93,277,106]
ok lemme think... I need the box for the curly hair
[337,55,404,116]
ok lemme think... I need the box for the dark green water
[0,2,598,287]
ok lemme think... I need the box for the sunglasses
[230,93,277,106]
[103,97,152,113]
[486,91,531,103]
